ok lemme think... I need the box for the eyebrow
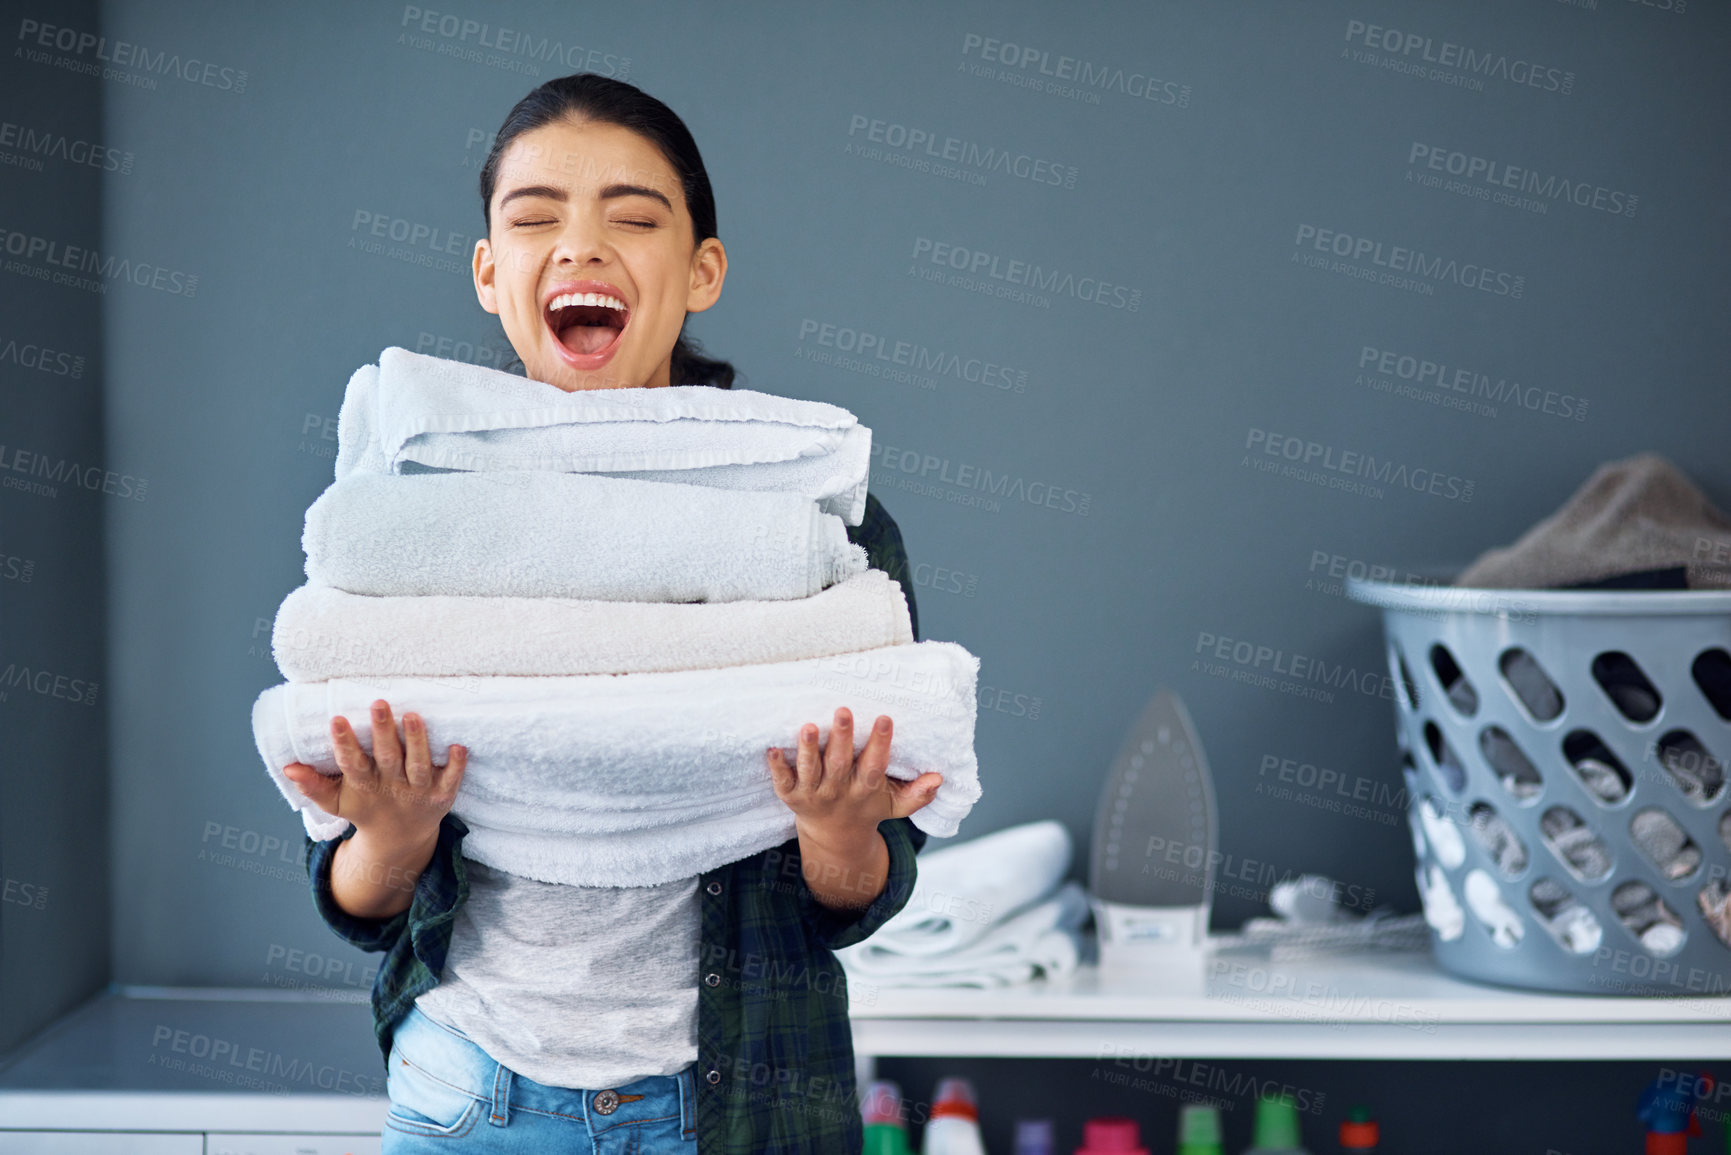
[497,183,673,213]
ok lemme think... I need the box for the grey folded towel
[1454,453,1731,590]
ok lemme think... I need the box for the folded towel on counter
[838,882,1089,988]
[335,348,872,524]
[271,568,914,682]
[865,820,1073,958]
[1454,453,1731,590]
[302,469,865,601]
[251,640,981,887]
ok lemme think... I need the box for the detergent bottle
[862,1079,913,1155]
[1636,1072,1706,1155]
[1243,1092,1311,1155]
[1074,1116,1149,1155]
[1178,1103,1224,1155]
[923,1077,987,1155]
[1337,1106,1378,1152]
[1014,1119,1056,1155]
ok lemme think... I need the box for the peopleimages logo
[348,210,474,277]
[796,318,1028,394]
[910,236,1141,311]
[846,114,1078,188]
[1244,427,1474,503]
[871,441,1092,517]
[1293,224,1525,299]
[1358,344,1587,422]
[0,442,148,501]
[0,119,135,175]
[1193,629,1398,705]
[1408,143,1637,218]
[0,337,85,379]
[0,661,98,706]
[396,6,631,77]
[1343,19,1575,95]
[15,18,250,92]
[959,33,1191,107]
[0,227,199,297]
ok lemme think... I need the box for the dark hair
[479,73,737,389]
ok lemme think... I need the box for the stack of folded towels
[251,346,983,888]
[834,820,1086,987]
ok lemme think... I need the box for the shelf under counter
[845,948,1731,1061]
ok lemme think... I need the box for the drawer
[0,1135,202,1154]
[207,1137,381,1155]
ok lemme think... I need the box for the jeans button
[706,1068,721,1085]
[593,1088,620,1115]
[706,880,723,896]
[704,972,721,987]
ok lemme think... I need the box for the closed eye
[511,218,657,228]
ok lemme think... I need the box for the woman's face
[473,117,725,392]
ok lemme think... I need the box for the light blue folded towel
[302,468,866,601]
[335,346,872,525]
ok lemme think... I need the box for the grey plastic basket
[1346,578,1731,996]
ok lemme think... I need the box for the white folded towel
[336,348,872,524]
[252,641,981,887]
[838,882,1089,988]
[271,568,914,682]
[302,469,865,601]
[865,820,1073,957]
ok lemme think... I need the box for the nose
[551,211,612,266]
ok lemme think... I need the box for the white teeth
[546,291,627,314]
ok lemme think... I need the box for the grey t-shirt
[412,856,700,1090]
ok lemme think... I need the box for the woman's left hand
[768,706,943,841]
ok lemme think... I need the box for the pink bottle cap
[861,1079,905,1127]
[1076,1116,1150,1155]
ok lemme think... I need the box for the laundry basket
[1346,577,1731,996]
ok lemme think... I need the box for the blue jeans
[381,1003,698,1152]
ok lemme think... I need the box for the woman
[281,73,939,1153]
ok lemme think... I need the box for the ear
[473,238,499,315]
[685,236,727,315]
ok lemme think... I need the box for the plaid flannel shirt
[304,491,927,1153]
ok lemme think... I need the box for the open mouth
[545,291,629,357]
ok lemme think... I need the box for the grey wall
[0,0,112,1056]
[4,0,1727,1113]
[93,0,1731,971]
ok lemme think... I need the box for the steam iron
[1089,687,1218,985]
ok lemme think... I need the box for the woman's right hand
[280,699,467,846]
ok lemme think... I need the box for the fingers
[771,708,933,826]
[371,700,402,778]
[856,714,892,793]
[282,762,339,812]
[401,710,430,790]
[823,708,853,792]
[423,741,466,814]
[766,744,796,798]
[776,710,895,803]
[796,722,823,794]
[886,772,944,819]
[329,715,373,783]
[439,743,469,794]
[768,721,824,803]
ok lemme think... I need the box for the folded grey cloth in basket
[1453,453,1731,590]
